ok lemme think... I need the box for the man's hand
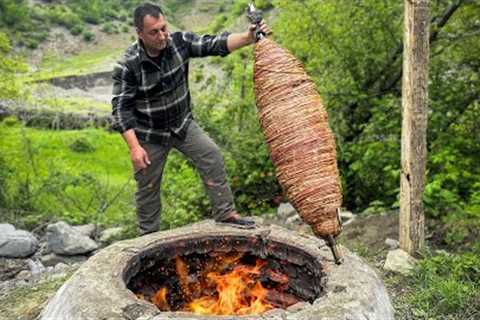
[227,20,272,52]
[130,145,151,171]
[247,20,272,43]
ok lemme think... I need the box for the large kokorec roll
[253,38,343,238]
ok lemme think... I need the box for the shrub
[101,22,115,34]
[70,24,84,36]
[82,30,95,42]
[211,14,227,33]
[69,137,96,153]
[1,116,19,127]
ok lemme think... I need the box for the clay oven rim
[120,224,329,318]
[39,222,395,320]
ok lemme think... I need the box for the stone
[27,259,46,276]
[385,238,400,250]
[72,224,96,238]
[339,210,356,226]
[40,253,88,267]
[15,270,32,280]
[46,221,98,255]
[99,227,124,243]
[37,241,52,256]
[0,223,15,234]
[339,210,354,220]
[277,202,297,218]
[39,221,394,320]
[0,227,39,258]
[383,249,416,275]
[0,258,29,281]
[54,263,69,273]
[286,214,301,224]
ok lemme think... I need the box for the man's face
[137,14,169,53]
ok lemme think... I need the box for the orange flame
[151,287,169,311]
[144,254,295,316]
[188,259,273,315]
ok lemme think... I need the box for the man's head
[134,3,169,55]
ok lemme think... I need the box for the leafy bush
[210,14,227,33]
[0,0,137,47]
[70,24,85,36]
[0,33,27,98]
[101,22,116,34]
[82,30,95,42]
[1,116,20,127]
[69,137,96,153]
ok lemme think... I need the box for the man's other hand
[131,146,151,171]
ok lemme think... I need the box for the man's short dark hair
[134,2,164,31]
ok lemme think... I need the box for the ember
[126,235,325,316]
[133,252,301,315]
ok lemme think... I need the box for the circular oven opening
[124,234,325,316]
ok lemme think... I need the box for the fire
[188,259,272,315]
[151,287,169,311]
[144,253,297,316]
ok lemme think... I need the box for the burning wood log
[248,3,343,264]
[266,289,300,309]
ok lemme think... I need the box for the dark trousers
[134,121,235,235]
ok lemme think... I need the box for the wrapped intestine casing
[253,38,343,238]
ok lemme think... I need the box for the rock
[0,223,15,234]
[37,241,52,256]
[47,221,98,255]
[286,214,301,224]
[27,259,46,276]
[40,253,88,267]
[340,210,354,220]
[339,210,355,227]
[72,224,96,238]
[0,258,29,281]
[99,227,124,243]
[15,270,32,280]
[385,238,400,250]
[383,249,416,274]
[0,226,39,258]
[54,263,69,273]
[277,202,297,218]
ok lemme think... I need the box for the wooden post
[400,0,430,255]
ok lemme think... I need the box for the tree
[399,0,430,255]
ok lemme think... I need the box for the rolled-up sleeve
[181,31,231,58]
[111,61,137,133]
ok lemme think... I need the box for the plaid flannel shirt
[111,31,231,144]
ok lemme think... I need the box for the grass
[0,120,209,231]
[385,250,480,319]
[36,96,111,114]
[0,273,72,320]
[0,120,135,228]
[22,46,124,83]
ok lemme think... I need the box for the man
[111,2,271,235]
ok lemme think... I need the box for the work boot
[215,211,256,229]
